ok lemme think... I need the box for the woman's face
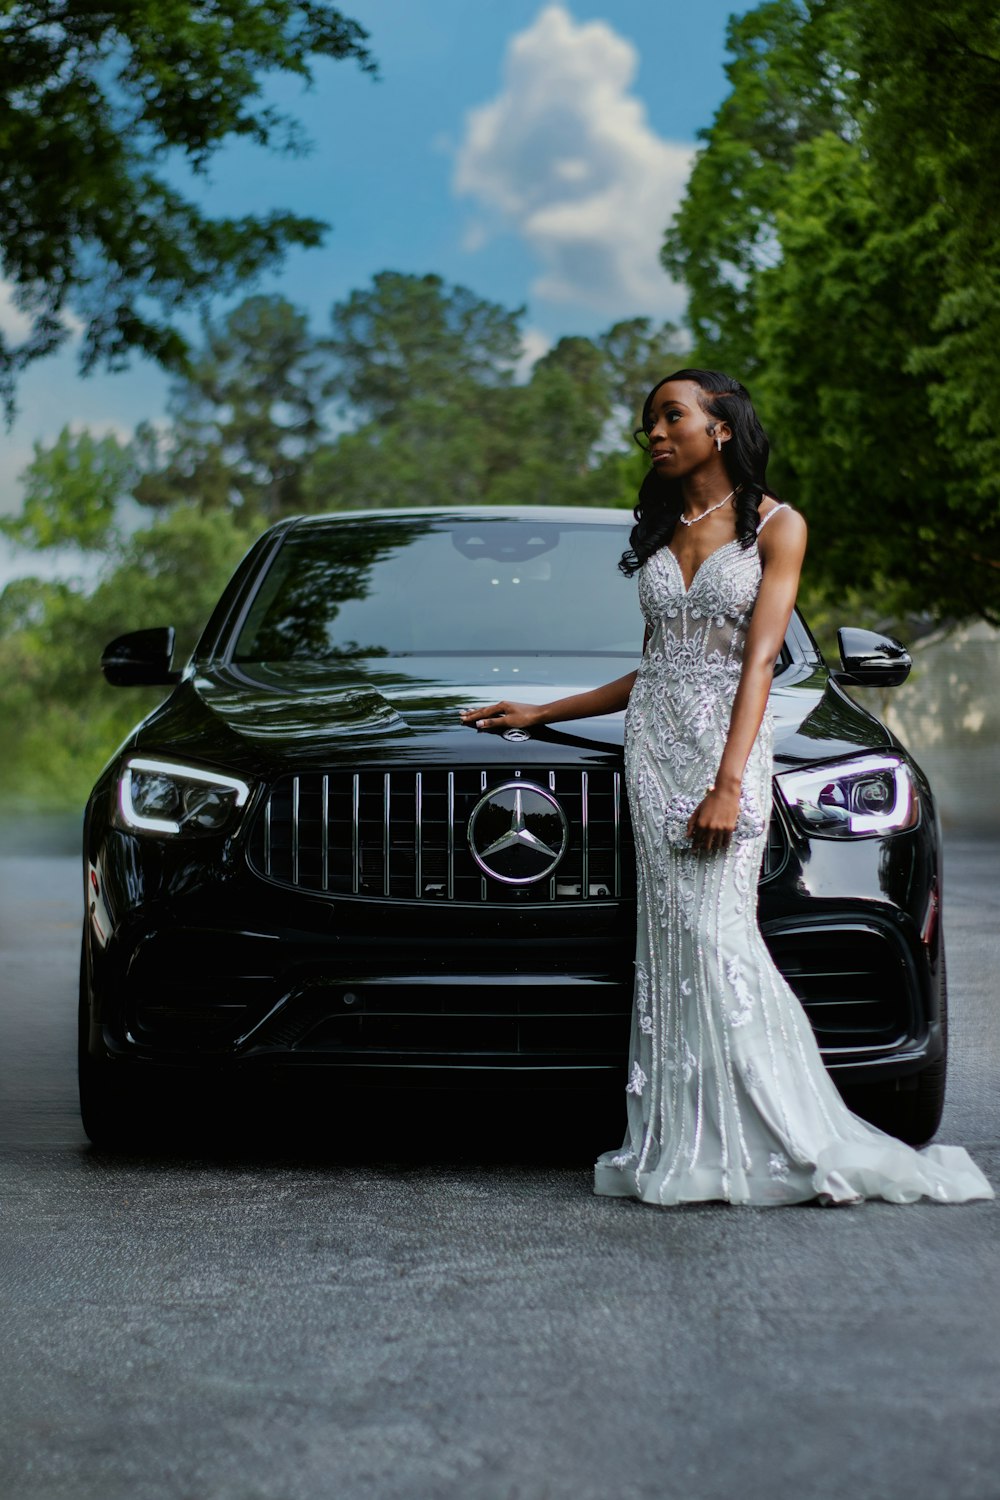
[642,380,728,478]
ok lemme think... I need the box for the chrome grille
[249,767,634,904]
[247,767,786,903]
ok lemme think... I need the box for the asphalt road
[1,826,998,1500]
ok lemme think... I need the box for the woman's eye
[643,409,681,432]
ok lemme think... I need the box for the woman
[461,369,993,1206]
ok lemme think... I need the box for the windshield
[231,516,641,660]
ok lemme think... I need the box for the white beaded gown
[594,507,993,1207]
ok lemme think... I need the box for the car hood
[133,655,891,773]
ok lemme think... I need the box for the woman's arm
[687,508,808,852]
[460,670,638,733]
[461,613,649,733]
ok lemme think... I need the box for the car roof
[283,506,634,533]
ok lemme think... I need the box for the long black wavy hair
[619,368,773,577]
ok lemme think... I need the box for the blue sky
[0,0,750,576]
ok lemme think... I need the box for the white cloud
[0,276,85,345]
[461,220,490,254]
[66,417,134,447]
[0,279,34,344]
[454,5,693,319]
[513,326,552,382]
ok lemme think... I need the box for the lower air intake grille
[765,925,909,1051]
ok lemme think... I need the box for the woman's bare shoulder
[757,499,806,560]
[758,498,805,533]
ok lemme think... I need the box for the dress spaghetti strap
[756,502,788,535]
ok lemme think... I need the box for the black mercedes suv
[80,508,944,1147]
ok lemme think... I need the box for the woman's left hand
[687,785,740,853]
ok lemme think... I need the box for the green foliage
[304,396,487,512]
[751,133,951,604]
[0,576,151,807]
[0,1,374,415]
[309,277,685,513]
[856,2,1000,535]
[662,0,856,379]
[303,363,608,514]
[327,272,523,424]
[663,0,1000,624]
[0,507,256,807]
[135,295,330,522]
[1,426,135,551]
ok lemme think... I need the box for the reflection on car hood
[136,655,890,771]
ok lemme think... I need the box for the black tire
[842,945,948,1148]
[900,942,949,1145]
[78,933,142,1149]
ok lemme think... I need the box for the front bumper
[83,790,944,1089]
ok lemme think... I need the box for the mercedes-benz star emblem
[467,782,569,885]
[501,727,531,742]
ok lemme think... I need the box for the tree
[0,425,136,552]
[852,1,1000,607]
[135,295,331,521]
[662,0,1000,623]
[749,132,953,607]
[312,278,687,513]
[307,272,524,510]
[310,327,631,514]
[484,340,612,508]
[304,395,489,512]
[0,1,374,416]
[326,271,524,424]
[661,0,856,380]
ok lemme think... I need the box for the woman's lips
[651,449,674,464]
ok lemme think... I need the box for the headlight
[775,753,919,838]
[117,756,251,836]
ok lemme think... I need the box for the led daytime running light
[776,753,918,838]
[119,756,250,835]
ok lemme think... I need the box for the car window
[231,518,643,660]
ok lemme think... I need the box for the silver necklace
[678,488,736,526]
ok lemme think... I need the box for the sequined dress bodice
[639,536,763,677]
[626,537,770,850]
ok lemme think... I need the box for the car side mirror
[833,627,912,687]
[101,627,183,687]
